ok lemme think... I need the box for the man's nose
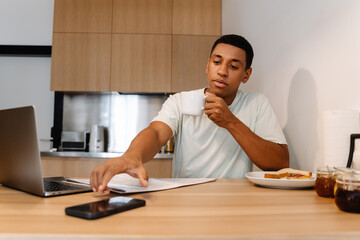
[217,63,228,76]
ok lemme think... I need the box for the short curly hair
[210,34,254,69]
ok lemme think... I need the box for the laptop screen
[0,106,45,196]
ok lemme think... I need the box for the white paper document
[69,174,216,194]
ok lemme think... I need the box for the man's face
[206,43,252,105]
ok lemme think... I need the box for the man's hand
[204,92,237,128]
[90,121,172,195]
[90,154,149,194]
[204,92,289,171]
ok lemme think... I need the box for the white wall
[0,0,54,45]
[0,0,54,150]
[223,0,360,171]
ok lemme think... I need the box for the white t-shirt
[152,88,287,178]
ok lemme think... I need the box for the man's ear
[205,58,210,74]
[241,67,252,83]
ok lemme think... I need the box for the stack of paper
[69,174,216,194]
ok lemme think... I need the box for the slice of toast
[264,168,312,179]
[264,172,288,179]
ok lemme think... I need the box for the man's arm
[90,121,173,193]
[204,93,289,170]
[225,121,289,170]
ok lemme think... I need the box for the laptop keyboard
[44,180,83,192]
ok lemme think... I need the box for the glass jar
[315,167,336,198]
[164,137,174,153]
[335,168,360,213]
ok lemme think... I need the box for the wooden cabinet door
[111,34,172,92]
[113,0,172,34]
[173,0,222,36]
[51,33,111,91]
[51,0,221,93]
[172,35,219,92]
[53,0,112,33]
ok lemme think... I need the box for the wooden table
[0,179,360,239]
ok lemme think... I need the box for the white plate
[246,171,316,189]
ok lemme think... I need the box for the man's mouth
[212,79,228,88]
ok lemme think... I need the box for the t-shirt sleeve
[254,95,287,145]
[151,93,181,136]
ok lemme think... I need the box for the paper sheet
[69,174,216,194]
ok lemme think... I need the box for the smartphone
[65,196,146,220]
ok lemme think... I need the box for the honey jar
[335,168,360,213]
[164,137,174,153]
[315,167,336,198]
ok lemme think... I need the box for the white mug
[181,91,206,116]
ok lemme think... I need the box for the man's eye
[230,65,238,70]
[213,60,221,65]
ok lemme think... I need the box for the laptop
[0,105,91,197]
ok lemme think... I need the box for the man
[91,34,289,194]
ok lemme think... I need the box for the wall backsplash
[62,92,168,153]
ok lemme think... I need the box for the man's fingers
[205,92,216,97]
[127,165,149,187]
[138,172,149,187]
[205,96,217,103]
[90,157,148,193]
[90,168,101,192]
[139,177,148,188]
[205,92,220,103]
[137,166,149,187]
[98,185,110,194]
[204,103,217,112]
[103,188,111,194]
[90,163,114,193]
[98,170,116,193]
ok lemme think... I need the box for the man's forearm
[124,128,162,164]
[225,118,289,170]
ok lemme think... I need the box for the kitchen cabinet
[53,0,112,33]
[111,34,172,92]
[112,0,172,34]
[172,35,219,92]
[41,157,172,178]
[51,0,221,92]
[173,0,222,36]
[51,33,112,91]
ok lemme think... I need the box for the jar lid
[335,168,360,190]
[334,167,360,175]
[316,166,335,173]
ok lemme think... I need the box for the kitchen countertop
[2,179,359,239]
[40,151,173,159]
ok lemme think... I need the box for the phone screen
[65,196,146,219]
